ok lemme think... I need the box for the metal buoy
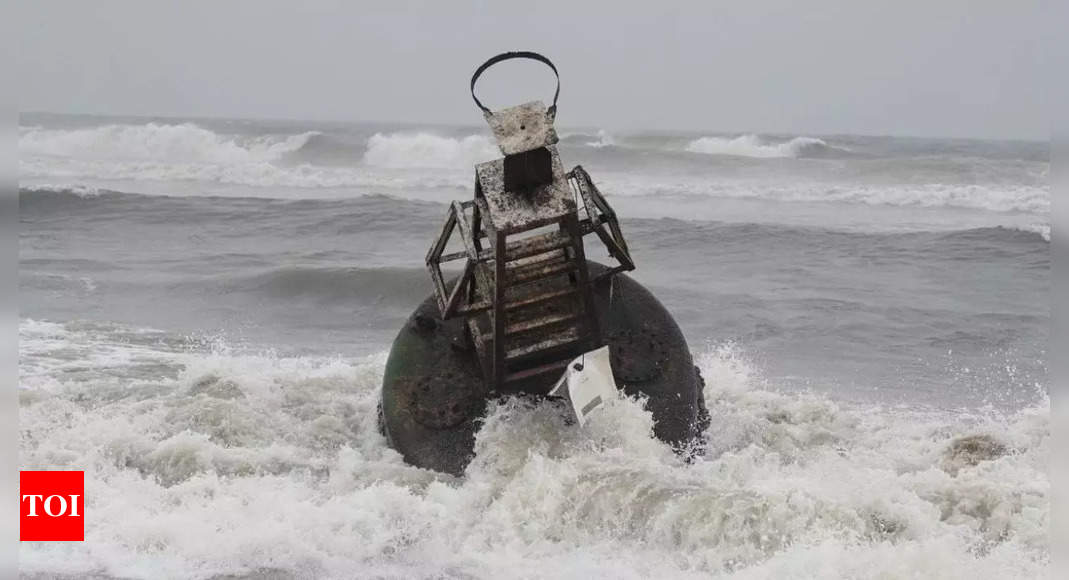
[379,52,708,475]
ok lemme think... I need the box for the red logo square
[20,471,84,541]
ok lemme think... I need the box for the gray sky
[18,0,1050,140]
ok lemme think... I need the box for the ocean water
[18,113,1050,578]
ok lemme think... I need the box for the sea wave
[1014,223,1051,242]
[19,126,498,190]
[362,132,498,169]
[19,122,318,164]
[18,321,1049,578]
[686,134,846,158]
[601,175,1050,214]
[584,129,617,148]
[19,158,474,191]
[19,182,104,198]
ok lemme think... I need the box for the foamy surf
[362,132,499,169]
[19,123,319,164]
[18,321,1049,579]
[685,134,843,158]
[18,119,1049,230]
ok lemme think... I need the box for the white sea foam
[19,158,474,192]
[362,132,498,169]
[19,123,318,164]
[1015,223,1051,241]
[585,129,616,148]
[600,174,1051,214]
[686,134,833,158]
[18,321,1049,579]
[17,122,1050,226]
[20,128,497,192]
[21,182,102,197]
[20,160,1050,219]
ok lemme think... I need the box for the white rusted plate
[484,100,559,155]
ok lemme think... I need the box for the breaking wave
[19,123,318,164]
[19,126,499,190]
[686,134,845,158]
[1012,223,1051,242]
[362,132,498,169]
[18,321,1050,578]
[585,129,617,148]
[601,175,1051,214]
[18,160,474,192]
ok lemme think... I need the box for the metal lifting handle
[471,51,560,116]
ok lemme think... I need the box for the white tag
[549,346,617,426]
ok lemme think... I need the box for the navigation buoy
[379,52,708,475]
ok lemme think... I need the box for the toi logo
[20,471,84,541]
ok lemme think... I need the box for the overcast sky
[18,0,1051,140]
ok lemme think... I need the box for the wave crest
[362,132,498,169]
[18,323,1050,578]
[19,123,318,164]
[686,134,842,158]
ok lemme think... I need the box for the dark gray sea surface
[18,114,1050,579]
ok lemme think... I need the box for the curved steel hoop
[471,51,560,115]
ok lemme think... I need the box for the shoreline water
[18,114,1050,578]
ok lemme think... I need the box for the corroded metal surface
[607,327,672,384]
[484,100,559,156]
[474,145,574,233]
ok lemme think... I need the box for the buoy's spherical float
[380,261,709,475]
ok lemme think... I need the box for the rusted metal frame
[443,259,474,318]
[439,250,469,262]
[506,327,583,360]
[605,217,631,260]
[428,265,449,315]
[467,319,491,392]
[425,205,458,315]
[472,200,485,253]
[426,204,457,265]
[569,167,633,271]
[592,222,635,271]
[505,311,578,336]
[591,265,630,283]
[577,166,616,220]
[467,200,483,306]
[445,200,496,318]
[461,193,497,379]
[471,197,497,309]
[565,172,588,224]
[433,201,479,319]
[563,213,602,348]
[567,167,602,228]
[492,230,508,390]
[452,200,479,258]
[507,258,575,286]
[455,300,492,316]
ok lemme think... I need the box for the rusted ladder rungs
[505,248,566,271]
[505,312,578,337]
[506,260,576,286]
[505,327,582,360]
[500,230,571,261]
[504,287,576,311]
[505,359,572,383]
